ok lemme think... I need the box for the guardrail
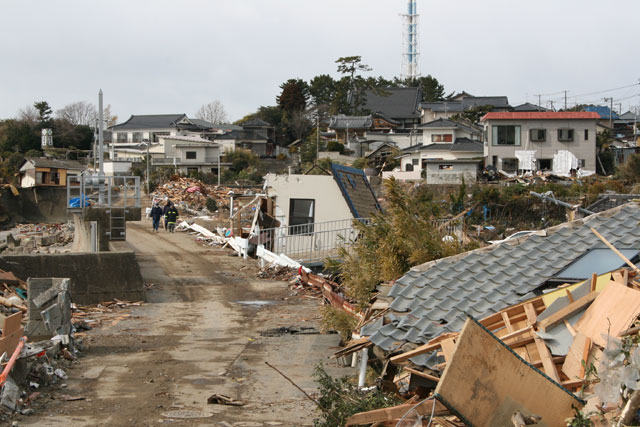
[257,218,371,265]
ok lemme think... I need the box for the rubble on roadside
[150,176,260,217]
[0,268,145,420]
[0,222,74,255]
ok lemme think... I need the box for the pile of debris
[0,275,78,419]
[0,222,74,255]
[256,265,298,282]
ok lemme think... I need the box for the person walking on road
[150,203,163,232]
[165,204,179,232]
[163,199,173,230]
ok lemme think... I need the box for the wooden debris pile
[339,231,640,426]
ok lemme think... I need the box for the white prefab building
[263,164,381,264]
[481,112,600,173]
[150,135,222,175]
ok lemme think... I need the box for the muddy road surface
[22,219,353,426]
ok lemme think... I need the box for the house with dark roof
[108,114,216,143]
[264,164,381,231]
[421,94,511,123]
[362,87,422,129]
[18,158,85,188]
[481,111,599,173]
[512,102,548,112]
[328,115,374,143]
[213,119,276,157]
[364,203,640,369]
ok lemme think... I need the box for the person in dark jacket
[165,204,179,232]
[150,203,163,232]
[163,200,173,230]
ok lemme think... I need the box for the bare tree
[289,107,311,140]
[103,104,118,127]
[195,100,228,125]
[56,101,97,126]
[17,105,39,124]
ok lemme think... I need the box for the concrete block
[0,377,19,411]
[41,304,63,334]
[32,278,70,309]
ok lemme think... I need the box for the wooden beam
[619,324,640,337]
[591,227,640,274]
[345,399,449,425]
[404,367,440,382]
[564,320,577,337]
[499,326,533,343]
[525,303,561,383]
[538,292,599,332]
[501,312,514,333]
[390,341,442,364]
[579,338,591,379]
[565,289,574,303]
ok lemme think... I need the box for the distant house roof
[329,115,373,130]
[189,118,218,129]
[365,142,398,159]
[330,164,381,218]
[402,139,483,155]
[109,114,188,130]
[241,118,272,128]
[461,96,510,109]
[421,96,510,113]
[417,118,481,135]
[366,203,640,367]
[584,106,620,120]
[513,102,547,112]
[363,87,422,119]
[619,111,640,121]
[481,111,600,121]
[22,158,85,171]
[161,135,215,144]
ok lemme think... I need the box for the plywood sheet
[434,318,582,427]
[575,281,640,348]
[2,312,22,337]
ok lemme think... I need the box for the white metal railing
[257,218,371,264]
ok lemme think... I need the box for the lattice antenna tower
[401,0,420,81]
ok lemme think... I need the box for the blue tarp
[69,196,91,208]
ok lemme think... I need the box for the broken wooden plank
[345,399,449,425]
[618,324,640,337]
[564,320,577,337]
[565,289,575,303]
[590,273,597,292]
[404,367,440,382]
[1,312,22,338]
[575,280,640,348]
[499,326,533,343]
[590,227,640,274]
[434,317,582,427]
[538,292,599,332]
[501,312,514,333]
[439,338,457,363]
[525,303,561,383]
[0,327,23,357]
[561,333,589,380]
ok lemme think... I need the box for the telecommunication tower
[401,0,420,80]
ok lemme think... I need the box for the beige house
[18,158,85,188]
[481,112,599,173]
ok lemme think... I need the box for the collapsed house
[326,203,640,425]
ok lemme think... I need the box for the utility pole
[316,115,320,163]
[564,91,567,110]
[537,94,542,111]
[604,97,614,129]
[98,89,105,204]
[146,141,150,196]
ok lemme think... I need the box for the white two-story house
[481,112,599,173]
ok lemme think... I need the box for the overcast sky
[2,0,639,123]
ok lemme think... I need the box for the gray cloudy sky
[2,0,639,123]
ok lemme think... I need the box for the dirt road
[22,218,353,426]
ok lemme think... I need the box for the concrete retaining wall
[0,251,145,304]
[0,187,69,226]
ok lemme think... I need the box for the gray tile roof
[367,204,640,367]
[23,158,85,170]
[330,164,381,218]
[109,114,187,130]
[420,96,511,113]
[242,118,272,128]
[450,138,484,152]
[329,115,373,130]
[363,87,422,119]
[417,118,480,135]
[513,102,547,112]
[420,102,464,113]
